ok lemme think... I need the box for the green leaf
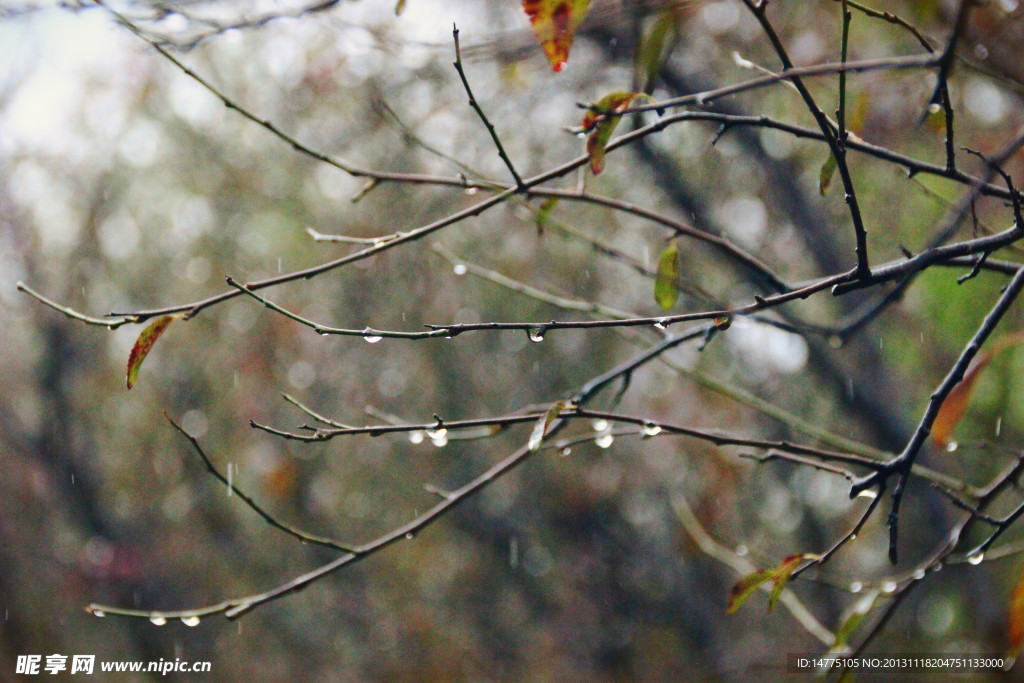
[126,315,180,389]
[767,553,818,613]
[529,400,572,451]
[727,569,775,615]
[654,239,680,310]
[638,11,679,91]
[833,589,880,648]
[536,197,559,234]
[819,152,837,195]
[727,553,818,614]
[582,91,652,175]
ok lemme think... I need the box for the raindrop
[946,441,958,453]
[856,489,877,500]
[967,552,984,566]
[932,562,943,573]
[913,569,926,581]
[849,581,863,593]
[591,419,609,432]
[735,544,748,557]
[453,264,467,276]
[181,616,201,627]
[654,318,668,330]
[849,534,857,541]
[362,328,383,344]
[150,615,168,626]
[642,422,662,437]
[595,433,615,449]
[92,609,106,618]
[996,416,1002,437]
[464,187,478,196]
[882,580,898,593]
[527,327,545,343]
[408,431,425,444]
[431,433,448,448]
[928,102,942,114]
[405,532,414,540]
[561,446,572,456]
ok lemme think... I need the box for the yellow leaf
[522,0,592,72]
[931,355,990,446]
[528,400,572,452]
[581,91,652,175]
[126,315,180,389]
[930,330,1024,446]
[654,239,680,310]
[395,0,407,15]
[1008,563,1024,659]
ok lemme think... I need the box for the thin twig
[452,26,525,189]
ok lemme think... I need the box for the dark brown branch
[850,265,1024,562]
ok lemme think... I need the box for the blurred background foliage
[2,0,1024,679]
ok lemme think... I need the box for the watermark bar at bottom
[787,653,1009,674]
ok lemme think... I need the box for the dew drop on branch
[362,327,383,344]
[528,328,546,343]
[181,616,201,627]
[150,615,167,626]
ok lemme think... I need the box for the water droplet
[181,616,201,627]
[849,581,863,593]
[595,433,615,449]
[431,433,448,448]
[527,327,545,343]
[996,416,1003,437]
[453,264,467,275]
[882,580,898,593]
[92,609,106,618]
[932,562,943,573]
[849,534,857,541]
[928,102,942,114]
[913,569,926,580]
[856,489,877,500]
[591,419,609,432]
[642,422,662,437]
[150,615,167,626]
[560,446,572,456]
[946,441,958,452]
[405,532,414,540]
[967,552,984,565]
[408,430,425,444]
[362,328,383,344]
[654,318,668,330]
[464,187,478,195]
[735,544,748,557]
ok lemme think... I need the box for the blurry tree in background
[4,0,1024,679]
